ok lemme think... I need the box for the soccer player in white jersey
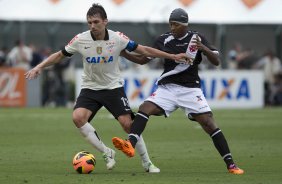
[25,4,188,173]
[112,8,244,175]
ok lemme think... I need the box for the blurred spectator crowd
[0,40,74,107]
[227,43,282,106]
[1,40,282,106]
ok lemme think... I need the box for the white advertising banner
[75,69,264,109]
[199,70,264,108]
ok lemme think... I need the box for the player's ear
[104,19,108,25]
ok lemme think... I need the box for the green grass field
[0,108,282,184]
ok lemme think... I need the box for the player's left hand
[24,67,42,80]
[191,35,208,52]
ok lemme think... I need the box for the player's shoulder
[159,32,173,39]
[78,30,91,38]
[156,32,173,42]
[110,30,130,39]
[70,30,91,41]
[109,30,131,44]
[188,30,205,38]
[107,29,115,36]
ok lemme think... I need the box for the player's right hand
[174,53,190,62]
[175,58,194,65]
[24,67,42,80]
[174,52,194,65]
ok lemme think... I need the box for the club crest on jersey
[106,41,115,53]
[96,47,102,54]
[189,45,197,53]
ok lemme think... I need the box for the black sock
[210,128,234,167]
[128,111,149,147]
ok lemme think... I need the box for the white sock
[79,122,108,153]
[135,135,151,164]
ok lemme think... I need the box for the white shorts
[145,84,212,119]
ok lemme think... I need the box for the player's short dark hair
[87,3,107,19]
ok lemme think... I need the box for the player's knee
[139,102,158,116]
[72,111,88,128]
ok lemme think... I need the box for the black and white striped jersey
[154,30,218,88]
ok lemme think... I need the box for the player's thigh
[177,87,212,120]
[73,89,103,123]
[102,87,133,119]
[139,101,163,116]
[145,86,178,117]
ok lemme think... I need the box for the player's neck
[95,33,105,40]
[91,30,106,40]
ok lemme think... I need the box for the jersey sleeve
[62,34,81,57]
[198,33,218,52]
[153,35,164,50]
[117,32,138,52]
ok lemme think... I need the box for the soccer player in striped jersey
[25,4,188,173]
[112,8,244,175]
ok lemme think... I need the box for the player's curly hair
[87,3,107,20]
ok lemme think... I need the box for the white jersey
[64,29,134,90]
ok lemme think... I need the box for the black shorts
[74,87,133,122]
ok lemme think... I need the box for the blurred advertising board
[0,68,26,107]
[75,69,264,109]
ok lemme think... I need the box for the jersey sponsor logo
[201,78,250,100]
[84,46,91,49]
[176,43,188,46]
[96,47,102,54]
[85,56,114,63]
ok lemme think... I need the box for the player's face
[87,14,108,35]
[169,22,187,38]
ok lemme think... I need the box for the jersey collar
[90,29,109,41]
[177,33,188,40]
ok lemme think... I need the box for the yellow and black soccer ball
[72,151,96,174]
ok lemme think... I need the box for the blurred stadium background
[0,0,282,108]
[1,1,282,184]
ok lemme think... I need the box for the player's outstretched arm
[25,50,66,80]
[120,50,150,65]
[134,45,188,62]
